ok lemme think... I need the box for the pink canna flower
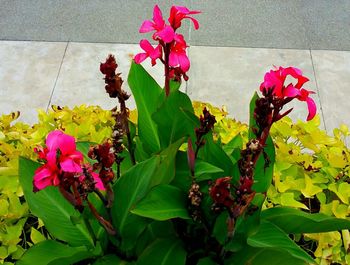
[33,130,84,191]
[139,5,175,43]
[169,5,201,30]
[134,39,162,66]
[169,34,190,72]
[260,66,309,98]
[260,66,317,121]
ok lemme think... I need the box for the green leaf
[128,61,162,154]
[247,221,315,264]
[200,135,234,176]
[248,92,259,139]
[131,185,190,221]
[261,207,350,233]
[92,254,131,265]
[225,246,309,265]
[151,137,185,187]
[153,89,195,148]
[112,156,159,251]
[16,240,97,265]
[136,238,186,265]
[198,257,217,265]
[252,135,275,193]
[19,158,94,248]
[195,160,224,179]
[30,228,46,244]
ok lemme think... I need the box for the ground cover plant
[1,4,350,265]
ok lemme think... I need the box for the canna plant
[16,4,350,265]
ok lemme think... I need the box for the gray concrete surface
[1,0,350,50]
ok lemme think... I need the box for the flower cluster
[134,5,200,94]
[260,66,316,121]
[33,130,104,193]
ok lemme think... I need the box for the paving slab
[50,42,185,111]
[187,46,322,127]
[311,50,350,133]
[0,41,67,124]
[1,1,349,50]
[0,0,190,44]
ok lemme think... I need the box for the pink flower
[169,34,190,72]
[169,5,201,30]
[33,130,84,191]
[260,66,309,98]
[260,66,317,121]
[134,39,162,66]
[139,5,175,43]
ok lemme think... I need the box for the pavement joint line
[45,41,69,112]
[309,49,327,133]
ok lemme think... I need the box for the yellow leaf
[280,192,309,210]
[301,174,323,198]
[30,228,46,244]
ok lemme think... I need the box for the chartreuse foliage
[2,63,350,264]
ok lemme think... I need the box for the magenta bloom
[169,34,190,72]
[33,130,84,191]
[260,66,309,98]
[139,5,175,43]
[260,66,317,121]
[134,39,162,66]
[169,5,201,30]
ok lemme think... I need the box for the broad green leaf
[153,89,195,148]
[247,221,315,264]
[128,61,162,154]
[131,185,190,221]
[261,207,350,233]
[222,134,243,155]
[198,257,217,265]
[92,254,131,265]
[135,221,176,257]
[136,238,186,265]
[195,161,224,178]
[16,240,97,265]
[151,137,185,187]
[19,158,94,248]
[112,157,159,251]
[200,134,234,176]
[225,246,309,265]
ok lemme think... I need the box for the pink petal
[134,53,149,64]
[33,166,57,191]
[69,150,84,162]
[92,172,105,191]
[155,25,175,43]
[46,130,76,155]
[178,52,190,72]
[169,52,179,67]
[60,158,82,173]
[139,20,155,33]
[306,97,317,121]
[46,150,58,170]
[153,5,165,28]
[284,84,301,98]
[139,39,153,53]
[149,45,162,60]
[186,16,200,30]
